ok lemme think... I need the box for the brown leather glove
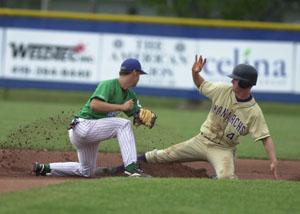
[133,108,157,129]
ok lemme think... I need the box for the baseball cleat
[210,174,218,179]
[94,166,118,176]
[31,162,46,176]
[124,167,152,178]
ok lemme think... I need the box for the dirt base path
[1,149,299,194]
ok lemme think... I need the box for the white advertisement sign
[199,40,294,92]
[1,27,298,96]
[4,28,100,83]
[99,33,197,89]
[99,34,293,92]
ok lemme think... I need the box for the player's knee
[124,119,132,126]
[118,118,132,128]
[80,165,95,177]
[217,171,238,180]
[81,171,93,178]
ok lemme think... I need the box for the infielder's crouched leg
[49,162,95,177]
[48,127,99,177]
[115,118,137,167]
[49,143,99,177]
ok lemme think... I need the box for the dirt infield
[1,149,299,194]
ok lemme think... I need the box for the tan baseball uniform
[146,81,270,179]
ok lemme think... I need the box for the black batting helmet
[227,64,258,88]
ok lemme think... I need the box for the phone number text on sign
[11,65,91,81]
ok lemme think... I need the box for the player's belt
[68,117,79,130]
[200,132,219,144]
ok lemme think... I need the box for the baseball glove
[133,108,157,129]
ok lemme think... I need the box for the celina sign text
[203,48,286,78]
[200,40,293,92]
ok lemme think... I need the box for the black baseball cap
[120,58,147,74]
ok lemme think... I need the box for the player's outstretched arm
[192,55,206,88]
[262,136,279,180]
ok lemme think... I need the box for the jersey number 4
[226,133,235,140]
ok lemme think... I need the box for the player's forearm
[90,99,124,112]
[192,73,205,88]
[262,136,278,163]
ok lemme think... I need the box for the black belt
[200,132,218,144]
[68,117,79,130]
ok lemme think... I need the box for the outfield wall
[0,9,300,102]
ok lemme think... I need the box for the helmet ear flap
[238,80,251,88]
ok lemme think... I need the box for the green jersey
[75,78,141,119]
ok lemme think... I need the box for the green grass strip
[0,178,299,214]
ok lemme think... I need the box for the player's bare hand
[122,99,134,111]
[270,161,279,180]
[192,55,206,74]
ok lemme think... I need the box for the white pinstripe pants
[49,117,137,177]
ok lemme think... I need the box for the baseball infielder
[31,58,156,178]
[96,55,278,179]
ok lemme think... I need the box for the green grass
[1,178,300,214]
